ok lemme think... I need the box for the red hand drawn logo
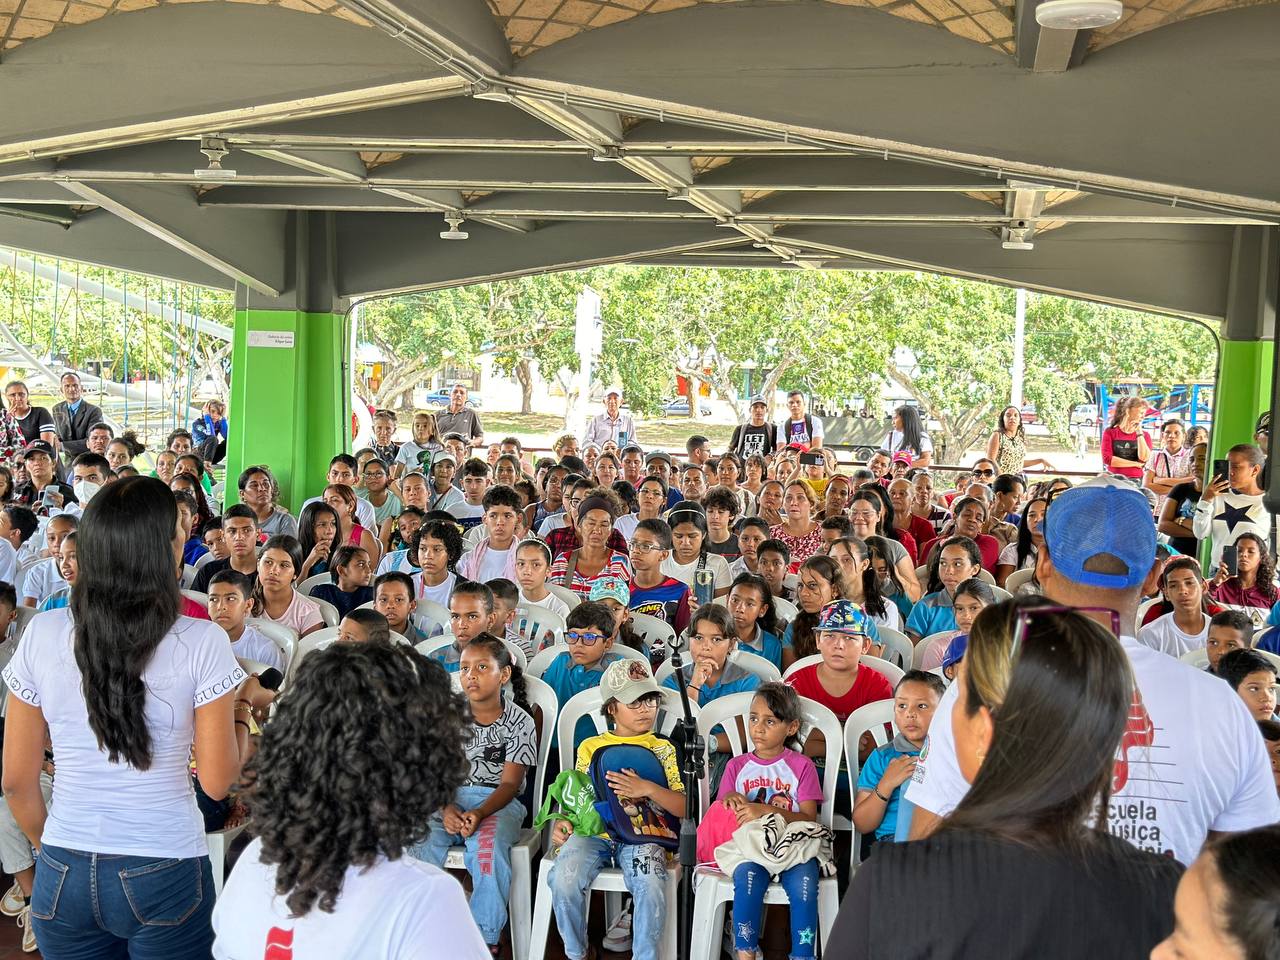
[1113,688,1155,792]
[264,926,294,960]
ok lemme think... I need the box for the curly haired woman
[212,643,489,959]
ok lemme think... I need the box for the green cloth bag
[532,770,606,837]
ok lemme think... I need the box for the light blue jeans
[547,835,668,960]
[412,785,526,945]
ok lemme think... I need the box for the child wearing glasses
[541,600,625,750]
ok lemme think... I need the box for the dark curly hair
[413,519,464,572]
[245,643,469,917]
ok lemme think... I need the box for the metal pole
[1011,287,1026,408]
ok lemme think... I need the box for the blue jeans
[548,835,668,960]
[731,859,820,960]
[412,785,526,945]
[31,844,215,960]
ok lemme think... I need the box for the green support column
[224,307,347,513]
[223,212,349,514]
[1210,338,1273,466]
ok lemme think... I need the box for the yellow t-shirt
[576,730,684,841]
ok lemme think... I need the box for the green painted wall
[1211,338,1273,463]
[225,308,347,513]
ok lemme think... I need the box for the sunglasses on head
[1009,605,1121,663]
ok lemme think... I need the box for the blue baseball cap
[816,600,872,636]
[1043,476,1156,591]
[589,575,630,606]
[941,634,968,671]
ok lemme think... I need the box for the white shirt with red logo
[213,838,489,959]
[905,635,1280,865]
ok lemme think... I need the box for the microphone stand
[667,641,704,960]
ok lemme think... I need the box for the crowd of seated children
[715,681,823,960]
[905,536,983,641]
[824,536,902,635]
[412,635,537,959]
[307,544,375,619]
[548,658,684,960]
[853,670,945,845]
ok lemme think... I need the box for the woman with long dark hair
[1207,530,1278,610]
[213,643,488,957]
[299,500,343,581]
[985,405,1054,477]
[883,405,933,467]
[995,496,1048,589]
[833,600,1183,958]
[2,476,245,957]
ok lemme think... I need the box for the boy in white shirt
[20,513,75,608]
[449,458,490,532]
[1138,556,1211,658]
[207,569,287,674]
[457,486,521,582]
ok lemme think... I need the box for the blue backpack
[587,742,681,851]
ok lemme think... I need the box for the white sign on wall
[247,330,295,349]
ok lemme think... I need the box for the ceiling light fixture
[194,137,236,180]
[440,215,469,240]
[1035,0,1123,30]
[471,81,515,103]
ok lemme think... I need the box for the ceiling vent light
[471,81,514,103]
[194,137,236,180]
[440,215,469,240]
[1035,0,1123,30]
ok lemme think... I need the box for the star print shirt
[1192,491,1270,568]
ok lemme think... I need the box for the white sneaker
[17,905,37,953]
[0,881,25,918]
[601,903,633,953]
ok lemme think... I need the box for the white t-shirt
[871,602,902,633]
[476,546,513,583]
[0,539,16,587]
[882,428,933,456]
[1,610,244,858]
[213,838,489,960]
[301,495,376,533]
[420,572,457,608]
[1137,611,1210,659]
[662,553,733,593]
[20,557,65,605]
[521,589,570,621]
[537,514,568,538]
[230,624,287,674]
[378,549,417,577]
[775,415,824,447]
[447,501,484,524]
[906,634,1280,865]
[614,513,640,543]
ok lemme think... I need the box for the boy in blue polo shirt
[541,600,624,750]
[852,670,945,843]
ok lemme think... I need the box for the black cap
[22,440,55,459]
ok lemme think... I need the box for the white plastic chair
[529,686,695,960]
[207,821,250,898]
[414,633,529,672]
[654,649,782,686]
[687,692,843,960]
[306,593,340,628]
[245,618,299,675]
[297,572,332,596]
[1182,646,1280,672]
[181,563,198,588]
[1137,596,1161,624]
[874,626,913,670]
[1221,602,1269,628]
[193,551,217,572]
[840,698,899,842]
[412,598,452,637]
[628,611,675,654]
[783,653,905,687]
[514,603,566,655]
[773,595,799,624]
[525,642,647,680]
[912,630,956,670]
[441,675,557,960]
[545,583,581,610]
[1004,567,1035,593]
[976,568,997,585]
[13,605,36,640]
[180,588,209,609]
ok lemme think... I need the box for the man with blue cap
[906,476,1279,865]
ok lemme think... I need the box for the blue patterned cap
[589,575,630,606]
[941,634,968,670]
[815,599,871,636]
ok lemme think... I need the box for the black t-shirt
[12,407,55,445]
[706,534,741,562]
[730,423,775,459]
[192,558,259,595]
[1165,480,1201,555]
[833,830,1181,960]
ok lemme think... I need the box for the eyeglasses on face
[565,631,607,646]
[972,468,995,477]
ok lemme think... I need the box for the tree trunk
[515,357,535,415]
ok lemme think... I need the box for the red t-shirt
[901,514,937,556]
[917,533,1001,574]
[785,662,894,723]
